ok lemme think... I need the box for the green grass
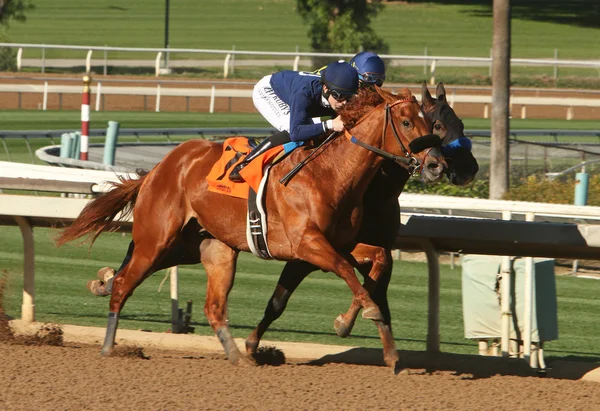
[1,225,598,360]
[4,1,599,60]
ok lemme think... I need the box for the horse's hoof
[87,280,110,297]
[97,267,115,282]
[245,339,258,355]
[361,305,383,322]
[100,347,113,356]
[334,314,352,338]
[385,353,402,373]
[228,351,255,367]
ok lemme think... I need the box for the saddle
[206,137,288,259]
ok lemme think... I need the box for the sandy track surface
[2,341,600,411]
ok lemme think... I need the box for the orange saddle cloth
[206,137,285,199]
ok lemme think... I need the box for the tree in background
[296,0,389,67]
[0,0,35,71]
[0,0,34,25]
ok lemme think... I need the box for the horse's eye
[402,121,411,127]
[434,124,443,130]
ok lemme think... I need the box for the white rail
[3,163,600,368]
[3,83,598,120]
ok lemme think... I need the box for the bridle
[344,96,437,175]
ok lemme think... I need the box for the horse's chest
[329,202,363,246]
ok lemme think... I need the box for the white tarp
[462,254,558,342]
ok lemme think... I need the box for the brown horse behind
[57,87,446,367]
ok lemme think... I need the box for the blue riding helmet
[321,61,359,101]
[350,51,386,87]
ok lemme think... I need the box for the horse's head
[375,87,447,182]
[421,82,479,185]
[339,87,447,183]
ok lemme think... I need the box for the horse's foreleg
[246,260,315,355]
[200,239,248,365]
[297,229,383,322]
[335,243,390,337]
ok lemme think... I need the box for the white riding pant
[252,75,322,133]
[252,75,291,132]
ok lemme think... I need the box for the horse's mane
[339,87,412,129]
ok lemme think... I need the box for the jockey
[228,60,359,183]
[350,51,386,87]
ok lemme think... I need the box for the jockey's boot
[229,130,291,183]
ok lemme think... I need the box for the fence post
[95,81,102,112]
[209,85,216,113]
[429,59,436,85]
[223,54,231,78]
[103,47,108,75]
[293,45,300,71]
[500,210,512,357]
[170,266,181,333]
[155,84,161,112]
[60,133,72,158]
[575,171,589,206]
[85,50,93,73]
[42,81,48,111]
[103,121,120,166]
[155,52,163,77]
[16,47,22,71]
[80,75,91,160]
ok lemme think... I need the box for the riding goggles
[329,88,355,102]
[359,72,386,87]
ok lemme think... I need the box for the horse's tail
[55,171,148,247]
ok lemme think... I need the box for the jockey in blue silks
[229,61,359,183]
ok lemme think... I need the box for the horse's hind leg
[101,218,185,354]
[246,260,315,355]
[335,243,390,337]
[100,244,163,355]
[88,240,135,297]
[200,239,248,365]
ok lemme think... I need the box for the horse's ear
[375,85,396,103]
[436,82,447,103]
[421,81,435,109]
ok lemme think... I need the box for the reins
[344,96,424,175]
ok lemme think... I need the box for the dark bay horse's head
[421,82,479,185]
[340,87,447,183]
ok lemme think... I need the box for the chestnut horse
[57,87,446,367]
[245,82,479,369]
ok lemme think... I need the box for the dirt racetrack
[1,340,600,411]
